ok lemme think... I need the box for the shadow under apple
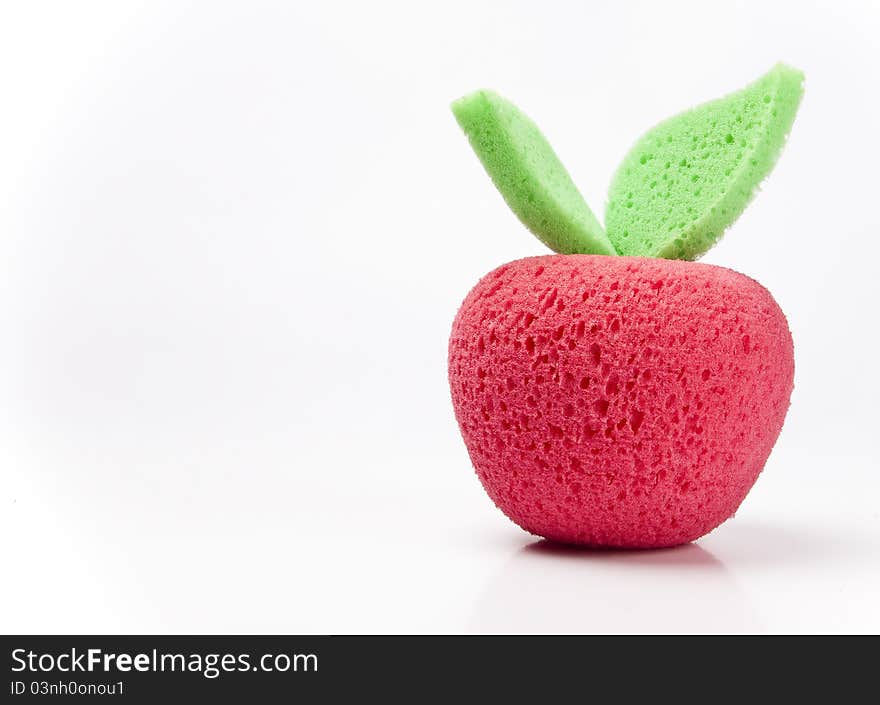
[470,536,757,633]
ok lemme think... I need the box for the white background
[1,0,878,634]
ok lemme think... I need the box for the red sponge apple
[449,68,802,547]
[448,255,793,547]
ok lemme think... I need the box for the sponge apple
[449,65,801,547]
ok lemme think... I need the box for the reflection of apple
[448,254,793,548]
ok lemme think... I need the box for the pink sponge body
[449,255,793,548]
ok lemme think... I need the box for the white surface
[0,0,878,634]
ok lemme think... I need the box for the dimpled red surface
[448,255,794,547]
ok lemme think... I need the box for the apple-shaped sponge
[450,64,802,547]
[449,255,793,547]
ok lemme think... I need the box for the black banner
[0,635,874,701]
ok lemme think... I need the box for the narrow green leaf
[452,90,616,256]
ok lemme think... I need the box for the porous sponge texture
[448,255,794,547]
[606,63,804,260]
[453,90,616,256]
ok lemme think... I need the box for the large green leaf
[606,63,804,259]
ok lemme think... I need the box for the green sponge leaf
[605,63,804,260]
[452,90,616,256]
